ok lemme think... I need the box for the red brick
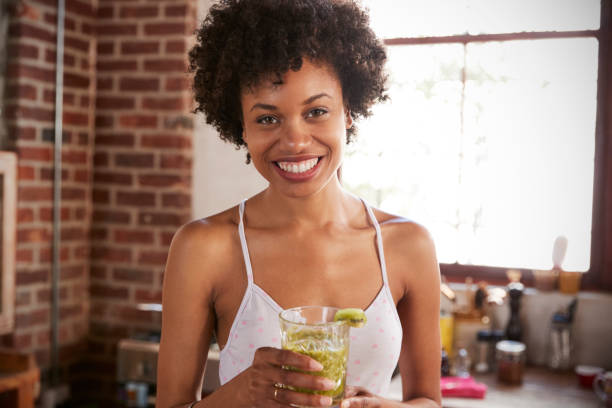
[8,105,55,122]
[90,284,129,300]
[74,169,90,183]
[96,115,114,128]
[66,0,95,17]
[165,5,187,17]
[94,152,109,167]
[141,134,191,149]
[73,245,88,259]
[18,270,48,286]
[36,287,68,303]
[6,84,37,100]
[60,303,83,319]
[134,289,162,304]
[139,174,186,188]
[139,212,183,227]
[144,23,186,36]
[16,249,34,263]
[166,40,185,54]
[97,41,114,55]
[63,111,89,126]
[80,95,91,108]
[43,13,77,31]
[97,60,138,71]
[15,308,49,329]
[61,265,85,280]
[61,227,86,241]
[97,24,137,36]
[18,228,51,244]
[39,207,70,222]
[9,22,55,44]
[91,247,132,263]
[165,76,190,92]
[93,189,110,204]
[40,167,69,181]
[112,268,153,283]
[65,35,90,53]
[138,250,168,265]
[113,229,155,244]
[16,291,31,307]
[81,22,94,35]
[20,186,53,201]
[162,192,191,208]
[114,153,154,168]
[94,171,133,185]
[74,206,87,221]
[96,96,135,110]
[116,191,156,207]
[7,63,55,83]
[9,43,39,60]
[90,265,107,280]
[96,133,135,147]
[119,77,159,92]
[142,97,184,111]
[98,6,114,19]
[144,59,186,73]
[18,165,36,180]
[18,208,35,223]
[45,49,76,68]
[119,114,158,128]
[160,154,191,169]
[62,149,87,164]
[39,246,70,262]
[120,41,159,55]
[97,77,113,90]
[92,210,130,224]
[14,127,37,141]
[64,72,90,88]
[119,5,158,18]
[62,186,86,200]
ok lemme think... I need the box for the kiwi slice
[334,308,367,328]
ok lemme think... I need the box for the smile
[275,158,319,174]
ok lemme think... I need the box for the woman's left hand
[340,385,382,407]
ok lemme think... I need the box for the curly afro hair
[189,0,388,157]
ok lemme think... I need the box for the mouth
[272,156,323,180]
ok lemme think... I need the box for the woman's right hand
[235,346,337,407]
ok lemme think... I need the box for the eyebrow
[249,92,331,112]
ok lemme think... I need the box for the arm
[157,220,337,408]
[341,223,442,408]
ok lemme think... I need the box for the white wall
[192,0,268,220]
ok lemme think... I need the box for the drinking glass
[279,306,350,407]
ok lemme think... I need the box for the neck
[254,177,360,229]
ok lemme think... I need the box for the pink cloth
[440,376,487,399]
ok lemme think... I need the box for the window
[343,0,609,284]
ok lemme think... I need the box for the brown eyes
[255,108,329,126]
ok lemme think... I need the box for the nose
[279,118,311,152]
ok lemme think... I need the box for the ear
[345,109,353,129]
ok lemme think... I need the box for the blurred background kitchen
[0,0,610,407]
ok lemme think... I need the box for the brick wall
[83,0,196,401]
[3,0,96,382]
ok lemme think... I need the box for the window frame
[379,1,612,290]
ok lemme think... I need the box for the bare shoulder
[165,206,240,287]
[370,207,439,295]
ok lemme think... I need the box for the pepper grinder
[505,281,524,341]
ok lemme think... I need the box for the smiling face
[241,60,352,199]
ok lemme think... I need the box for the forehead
[241,60,343,103]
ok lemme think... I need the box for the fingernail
[321,396,333,406]
[322,378,336,389]
[341,401,350,408]
[310,360,324,371]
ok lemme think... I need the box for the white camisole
[218,198,403,396]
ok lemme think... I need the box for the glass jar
[496,340,526,385]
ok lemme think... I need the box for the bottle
[475,330,491,373]
[505,281,524,341]
[548,298,577,370]
[441,347,451,377]
[454,348,471,378]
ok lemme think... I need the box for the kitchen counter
[386,367,601,408]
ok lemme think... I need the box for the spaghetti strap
[362,199,390,287]
[238,200,254,285]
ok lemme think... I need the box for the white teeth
[277,158,318,173]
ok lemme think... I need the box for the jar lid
[496,340,526,354]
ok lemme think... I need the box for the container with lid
[496,340,526,385]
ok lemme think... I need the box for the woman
[157,1,441,407]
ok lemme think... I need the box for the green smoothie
[283,329,349,403]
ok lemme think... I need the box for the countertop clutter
[386,367,600,407]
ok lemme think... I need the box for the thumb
[341,397,379,408]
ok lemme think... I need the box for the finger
[272,386,333,407]
[343,385,370,398]
[275,368,337,392]
[340,397,380,408]
[256,347,323,371]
